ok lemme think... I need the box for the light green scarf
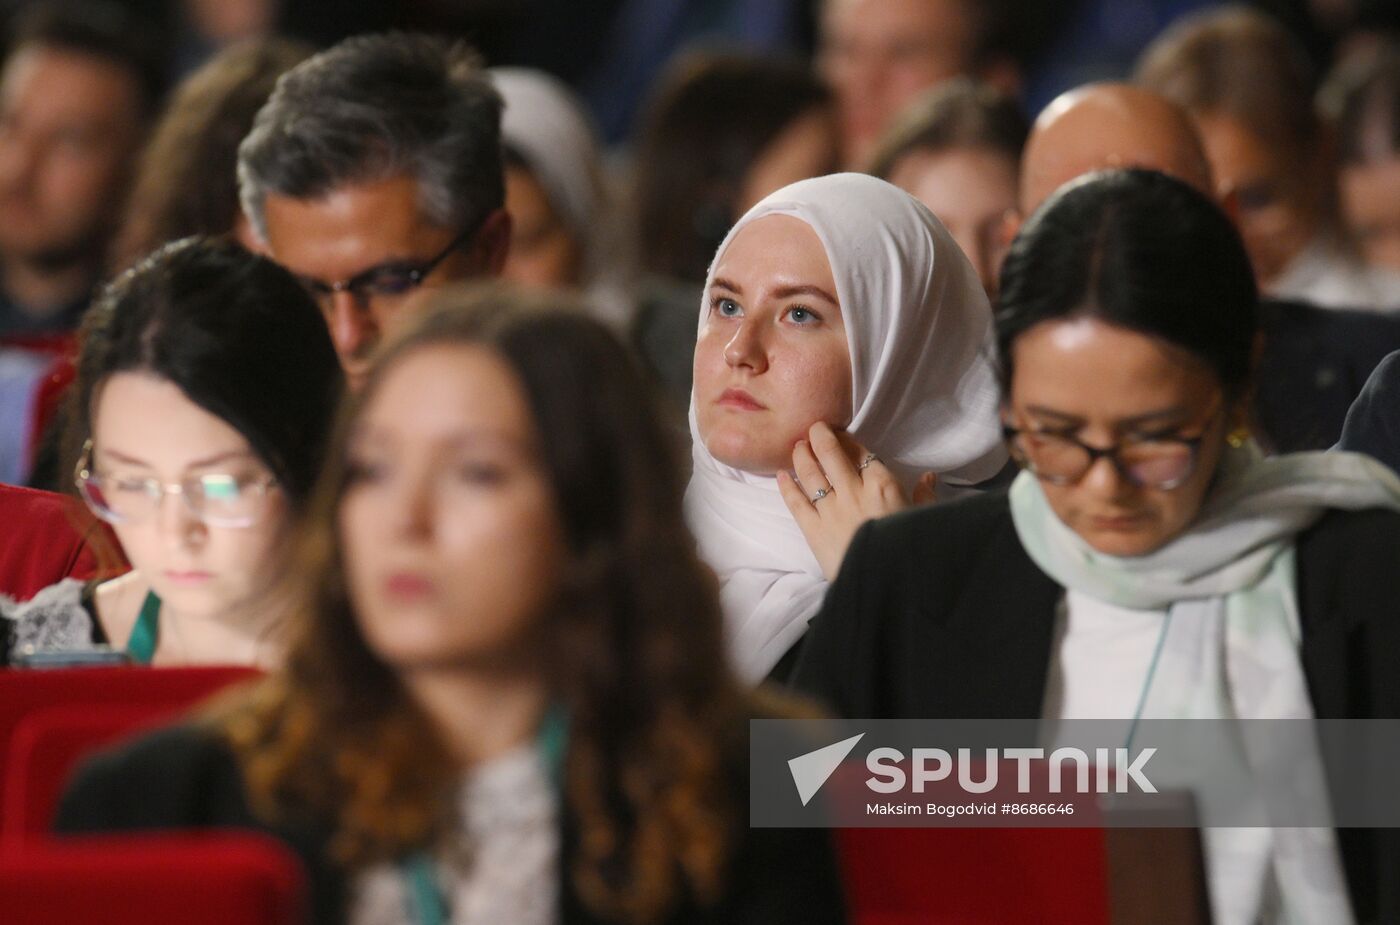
[1010,445,1400,925]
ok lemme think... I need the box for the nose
[157,489,207,553]
[388,465,435,542]
[327,291,380,366]
[1078,452,1133,501]
[722,319,768,373]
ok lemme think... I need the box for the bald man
[1018,82,1212,215]
[1010,82,1400,454]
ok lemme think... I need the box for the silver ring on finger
[856,453,879,471]
[810,486,832,503]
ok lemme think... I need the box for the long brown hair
[110,37,312,272]
[211,285,754,922]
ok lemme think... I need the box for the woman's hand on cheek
[776,421,935,580]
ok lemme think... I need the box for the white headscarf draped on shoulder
[685,173,1006,681]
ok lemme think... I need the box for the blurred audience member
[0,1,164,338]
[818,0,1019,167]
[1320,43,1400,273]
[173,0,281,77]
[491,67,634,328]
[1,238,341,667]
[58,287,847,924]
[630,52,838,414]
[238,33,509,389]
[111,37,312,272]
[1018,80,1400,452]
[1138,6,1400,310]
[1018,82,1212,215]
[867,78,1027,297]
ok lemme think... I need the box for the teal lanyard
[1124,612,1172,752]
[400,706,568,925]
[125,591,161,665]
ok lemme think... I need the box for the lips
[717,388,765,411]
[163,570,213,585]
[1088,513,1149,532]
[385,572,435,601]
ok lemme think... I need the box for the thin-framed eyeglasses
[296,225,476,310]
[74,439,279,528]
[1002,404,1224,491]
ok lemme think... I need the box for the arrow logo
[788,733,865,806]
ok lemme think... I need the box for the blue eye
[713,297,742,318]
[787,306,819,324]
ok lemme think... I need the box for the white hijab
[685,173,1006,680]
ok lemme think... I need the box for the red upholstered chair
[0,483,126,602]
[837,827,1113,925]
[0,832,304,924]
[0,666,260,785]
[1,704,175,843]
[23,351,75,477]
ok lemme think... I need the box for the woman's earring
[1226,427,1250,449]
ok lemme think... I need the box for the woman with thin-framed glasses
[792,170,1400,924]
[1,237,343,666]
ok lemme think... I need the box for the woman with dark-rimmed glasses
[791,169,1400,924]
[1,237,342,666]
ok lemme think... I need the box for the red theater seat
[0,483,124,602]
[0,832,304,925]
[0,666,259,770]
[2,704,175,842]
[838,827,1113,925]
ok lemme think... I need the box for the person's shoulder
[1299,505,1400,557]
[854,490,1015,572]
[1296,505,1400,612]
[866,489,1011,542]
[68,722,239,795]
[1363,350,1400,389]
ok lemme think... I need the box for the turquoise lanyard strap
[1124,612,1172,752]
[125,591,161,665]
[400,705,569,925]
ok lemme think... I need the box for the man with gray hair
[238,33,509,388]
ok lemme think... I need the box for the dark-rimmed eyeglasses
[295,226,476,310]
[1002,414,1219,491]
[74,440,279,528]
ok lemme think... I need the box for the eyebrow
[1022,404,1192,429]
[349,427,533,453]
[773,284,838,305]
[709,278,838,305]
[99,448,258,469]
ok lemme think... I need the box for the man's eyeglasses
[296,226,475,310]
[1002,407,1222,491]
[75,440,279,528]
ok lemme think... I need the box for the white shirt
[1269,235,1400,312]
[350,742,560,925]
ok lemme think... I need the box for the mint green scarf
[1010,445,1400,925]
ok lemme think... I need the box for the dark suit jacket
[791,491,1400,922]
[1256,299,1400,452]
[55,724,847,925]
[1339,350,1400,476]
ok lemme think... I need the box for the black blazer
[55,724,848,925]
[790,490,1400,922]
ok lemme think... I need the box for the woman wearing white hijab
[490,68,634,327]
[687,173,1006,682]
[793,170,1400,923]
